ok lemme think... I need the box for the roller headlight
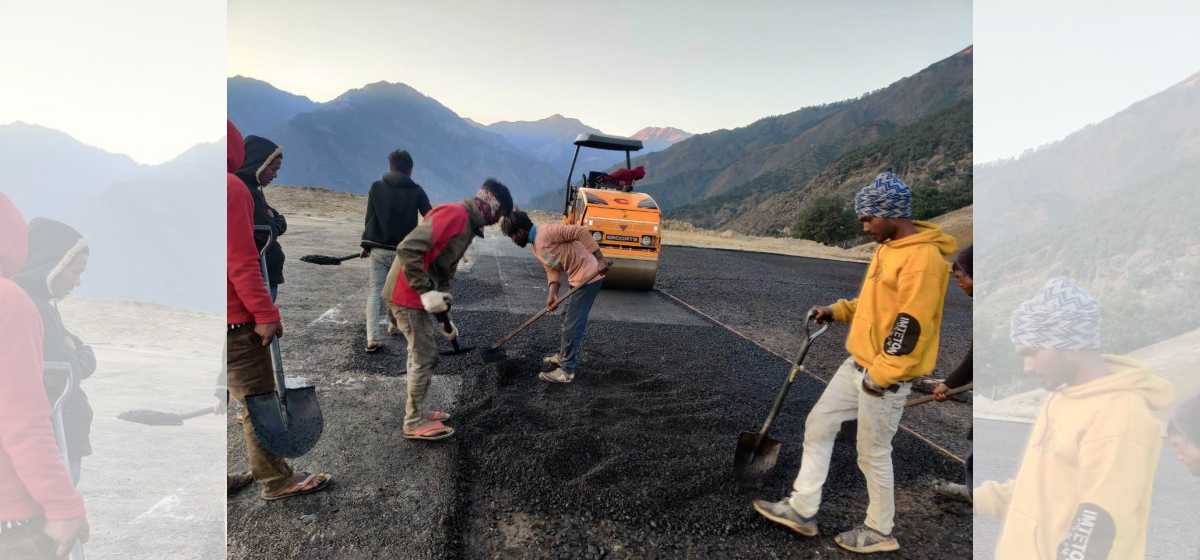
[640,235,653,247]
[592,231,603,242]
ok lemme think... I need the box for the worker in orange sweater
[502,210,610,384]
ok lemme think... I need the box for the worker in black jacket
[235,135,287,300]
[361,149,431,352]
[932,244,972,502]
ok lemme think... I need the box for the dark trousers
[226,325,294,493]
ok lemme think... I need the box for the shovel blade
[118,409,184,426]
[479,347,507,364]
[245,386,324,458]
[734,431,782,481]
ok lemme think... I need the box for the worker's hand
[44,515,89,558]
[932,382,951,402]
[809,306,835,324]
[545,286,560,311]
[420,291,452,314]
[440,317,460,340]
[861,374,887,397]
[254,322,283,346]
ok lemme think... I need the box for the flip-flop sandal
[227,471,254,495]
[425,410,451,422]
[365,343,382,353]
[261,472,332,501]
[403,421,455,441]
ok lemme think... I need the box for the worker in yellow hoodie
[975,277,1174,560]
[753,171,956,554]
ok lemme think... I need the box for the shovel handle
[254,226,288,402]
[488,269,605,350]
[755,314,831,440]
[905,383,973,408]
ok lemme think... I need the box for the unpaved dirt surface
[227,190,971,558]
[56,298,225,559]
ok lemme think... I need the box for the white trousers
[789,357,911,535]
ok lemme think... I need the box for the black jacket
[361,172,432,251]
[235,136,287,286]
[13,218,96,462]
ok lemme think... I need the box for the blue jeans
[558,280,603,373]
[366,248,396,343]
[269,285,278,302]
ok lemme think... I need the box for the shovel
[479,269,605,364]
[46,361,86,560]
[119,407,213,426]
[300,253,361,265]
[734,311,830,481]
[435,311,475,356]
[244,226,324,458]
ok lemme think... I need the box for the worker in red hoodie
[227,120,331,500]
[382,178,514,440]
[0,193,89,558]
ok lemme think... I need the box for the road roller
[560,133,661,290]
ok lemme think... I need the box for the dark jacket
[235,136,287,287]
[361,172,431,251]
[383,199,486,309]
[13,218,96,463]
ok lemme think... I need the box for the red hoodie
[0,193,87,522]
[227,120,280,325]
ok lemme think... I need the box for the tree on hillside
[795,196,858,245]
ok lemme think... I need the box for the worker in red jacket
[0,193,89,558]
[226,120,331,500]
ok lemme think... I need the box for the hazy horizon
[974,0,1200,164]
[0,0,224,165]
[229,0,972,137]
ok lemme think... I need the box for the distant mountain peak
[631,126,692,143]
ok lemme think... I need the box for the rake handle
[488,269,605,350]
[905,382,973,407]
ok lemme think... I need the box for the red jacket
[227,121,280,325]
[389,203,471,309]
[0,193,86,522]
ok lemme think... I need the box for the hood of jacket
[227,120,245,173]
[13,218,86,301]
[235,135,281,188]
[0,194,28,278]
[1057,354,1176,412]
[883,221,956,257]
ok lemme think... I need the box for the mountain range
[974,70,1200,390]
[226,77,691,205]
[624,46,973,235]
[0,122,223,310]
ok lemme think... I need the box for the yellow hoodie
[975,356,1175,560]
[830,221,956,386]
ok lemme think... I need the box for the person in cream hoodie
[976,277,1174,559]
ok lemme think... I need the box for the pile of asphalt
[441,274,971,559]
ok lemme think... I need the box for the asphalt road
[227,217,973,559]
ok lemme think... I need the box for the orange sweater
[530,224,605,288]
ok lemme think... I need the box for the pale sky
[229,0,971,136]
[974,0,1200,163]
[0,0,225,165]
